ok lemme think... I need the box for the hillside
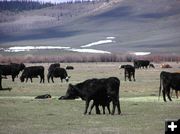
[0,0,180,55]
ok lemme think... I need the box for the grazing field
[0,62,180,134]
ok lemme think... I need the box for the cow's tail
[158,74,162,101]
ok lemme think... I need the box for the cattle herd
[0,60,180,115]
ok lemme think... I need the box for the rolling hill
[0,0,180,55]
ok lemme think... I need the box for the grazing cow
[160,64,172,68]
[149,63,155,68]
[48,67,70,83]
[134,60,150,69]
[66,65,74,70]
[20,66,45,83]
[0,63,25,81]
[35,94,51,99]
[159,71,180,102]
[59,77,121,115]
[47,63,60,82]
[120,65,135,81]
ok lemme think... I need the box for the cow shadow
[0,87,12,91]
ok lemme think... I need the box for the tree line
[0,0,55,12]
[0,53,180,63]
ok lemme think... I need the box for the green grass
[0,62,180,134]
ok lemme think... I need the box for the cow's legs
[84,99,90,115]
[95,105,100,114]
[12,75,15,82]
[128,73,131,81]
[42,75,45,83]
[162,89,166,102]
[89,101,95,115]
[0,77,2,89]
[51,76,54,83]
[124,72,126,81]
[133,72,135,81]
[25,78,28,83]
[107,104,111,114]
[111,99,116,115]
[116,99,121,115]
[175,91,179,99]
[171,90,173,98]
[40,75,44,83]
[30,77,33,83]
[102,106,106,114]
[47,73,50,83]
[167,89,172,101]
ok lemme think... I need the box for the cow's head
[59,84,78,100]
[20,73,25,82]
[19,63,25,71]
[65,76,71,82]
[120,65,125,69]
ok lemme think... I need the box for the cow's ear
[69,83,74,88]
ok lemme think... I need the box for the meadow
[0,62,180,134]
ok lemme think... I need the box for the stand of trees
[0,0,55,12]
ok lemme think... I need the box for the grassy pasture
[0,62,180,134]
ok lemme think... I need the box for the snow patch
[81,40,114,48]
[106,37,116,39]
[67,48,111,54]
[3,46,70,52]
[134,52,151,56]
[1,46,111,54]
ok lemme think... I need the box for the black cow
[48,67,70,83]
[59,77,121,115]
[134,60,150,69]
[20,66,45,83]
[47,63,60,82]
[89,96,112,115]
[159,71,180,102]
[120,65,135,81]
[0,69,9,90]
[66,65,74,70]
[0,63,25,81]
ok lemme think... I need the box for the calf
[120,65,135,81]
[35,94,51,99]
[66,65,74,70]
[89,96,112,114]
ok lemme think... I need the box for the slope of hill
[0,0,180,55]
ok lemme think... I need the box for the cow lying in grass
[35,94,51,99]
